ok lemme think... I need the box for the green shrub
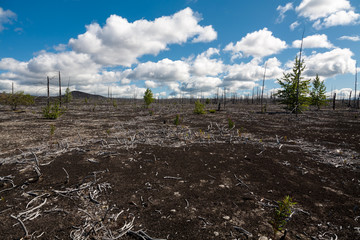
[0,91,34,111]
[228,117,234,129]
[112,100,118,109]
[205,98,211,104]
[50,124,56,136]
[208,109,216,113]
[174,114,180,126]
[194,100,206,114]
[43,102,64,119]
[144,88,154,108]
[64,87,72,104]
[270,195,297,235]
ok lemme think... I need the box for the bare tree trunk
[332,93,336,110]
[295,29,305,117]
[260,63,267,113]
[47,76,50,107]
[348,91,352,107]
[59,71,62,107]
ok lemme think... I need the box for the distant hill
[70,91,105,99]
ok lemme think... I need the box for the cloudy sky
[0,0,359,98]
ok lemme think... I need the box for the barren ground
[0,99,359,240]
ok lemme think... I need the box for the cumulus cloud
[190,48,224,76]
[222,57,283,93]
[276,3,293,23]
[303,48,356,78]
[292,34,334,49]
[313,10,360,29]
[127,58,190,83]
[295,0,359,29]
[69,7,217,66]
[296,0,351,20]
[224,28,287,59]
[338,35,360,41]
[180,76,222,93]
[0,7,16,31]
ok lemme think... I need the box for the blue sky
[0,0,359,99]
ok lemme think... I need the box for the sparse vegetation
[43,101,64,119]
[228,117,234,129]
[144,88,155,108]
[64,88,72,104]
[208,109,216,113]
[270,195,297,236]
[194,100,206,114]
[0,91,34,111]
[310,74,327,110]
[50,124,56,136]
[174,114,180,126]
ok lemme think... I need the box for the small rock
[258,236,268,240]
[223,216,230,220]
[219,184,226,188]
[174,192,181,197]
[170,209,176,213]
[214,231,219,237]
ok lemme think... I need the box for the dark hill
[70,91,105,99]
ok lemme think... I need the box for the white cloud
[145,80,159,88]
[304,48,356,78]
[296,0,351,20]
[0,7,16,31]
[292,34,334,49]
[190,48,224,76]
[313,10,360,29]
[290,21,300,31]
[276,3,293,23]
[180,76,222,93]
[127,58,190,83]
[327,88,353,98]
[69,8,217,66]
[224,28,287,59]
[338,35,360,41]
[295,0,359,29]
[224,57,283,82]
[53,44,67,52]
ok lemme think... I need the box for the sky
[0,0,360,99]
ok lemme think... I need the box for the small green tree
[270,195,297,236]
[64,87,72,104]
[194,100,206,114]
[310,74,327,110]
[276,57,310,113]
[144,88,154,108]
[43,101,64,119]
[0,91,34,111]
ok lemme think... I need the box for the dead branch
[163,176,182,180]
[10,214,29,238]
[233,225,253,238]
[62,167,69,183]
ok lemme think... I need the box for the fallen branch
[10,214,29,238]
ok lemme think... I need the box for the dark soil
[0,99,359,240]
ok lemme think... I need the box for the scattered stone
[214,231,219,237]
[223,216,230,220]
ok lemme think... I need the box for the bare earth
[0,99,359,240]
